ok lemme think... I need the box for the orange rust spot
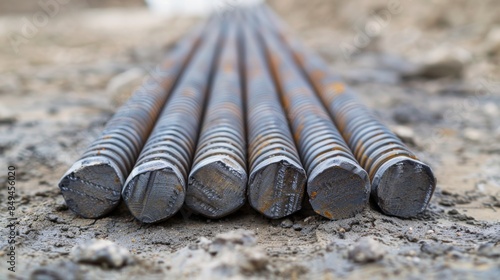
[329,82,345,95]
[294,123,304,141]
[323,210,333,220]
[310,191,317,199]
[176,185,183,192]
[311,69,325,82]
[223,63,233,73]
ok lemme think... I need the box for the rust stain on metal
[258,4,436,218]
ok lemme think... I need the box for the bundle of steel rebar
[58,4,436,223]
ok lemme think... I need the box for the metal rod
[248,11,370,220]
[258,5,436,218]
[240,16,307,219]
[121,21,224,223]
[184,21,247,218]
[58,23,205,219]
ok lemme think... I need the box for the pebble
[448,209,459,215]
[342,69,400,85]
[352,53,419,74]
[46,213,65,224]
[280,219,293,228]
[55,200,69,212]
[483,27,500,56]
[392,125,416,146]
[439,199,455,207]
[348,237,385,263]
[477,243,500,258]
[70,239,133,268]
[0,115,17,126]
[408,47,470,79]
[463,128,483,142]
[420,242,452,256]
[292,223,303,231]
[392,104,441,125]
[30,261,80,280]
[208,230,257,255]
[416,58,464,79]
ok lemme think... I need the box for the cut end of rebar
[59,158,123,219]
[248,157,307,219]
[122,161,185,223]
[372,157,436,218]
[186,156,247,219]
[308,158,370,220]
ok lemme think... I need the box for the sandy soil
[0,1,499,279]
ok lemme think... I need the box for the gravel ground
[0,1,499,279]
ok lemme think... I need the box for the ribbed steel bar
[184,22,247,218]
[58,24,204,219]
[240,19,307,219]
[258,5,436,218]
[121,21,223,223]
[248,13,370,220]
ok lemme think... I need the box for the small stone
[421,242,452,256]
[292,223,303,231]
[343,69,400,84]
[439,199,455,207]
[0,116,17,125]
[437,82,476,96]
[46,214,65,224]
[280,219,293,228]
[463,128,483,142]
[448,209,459,215]
[48,107,59,115]
[71,239,133,268]
[417,59,464,79]
[348,237,385,263]
[405,233,419,243]
[455,214,470,221]
[477,243,500,258]
[392,125,416,146]
[483,102,498,117]
[30,261,80,280]
[55,200,68,212]
[208,230,256,255]
[408,47,469,79]
[441,190,453,195]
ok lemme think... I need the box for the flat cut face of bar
[186,157,246,219]
[308,159,370,220]
[59,162,122,219]
[373,157,436,218]
[123,167,185,223]
[248,158,307,219]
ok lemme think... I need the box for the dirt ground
[0,1,499,279]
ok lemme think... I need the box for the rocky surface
[0,1,499,279]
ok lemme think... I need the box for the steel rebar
[121,22,223,223]
[249,14,370,220]
[184,23,247,218]
[258,6,436,218]
[240,19,307,219]
[58,24,204,219]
